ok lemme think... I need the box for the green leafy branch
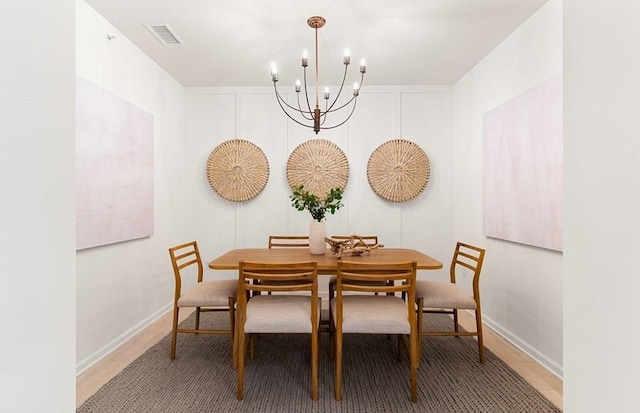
[290,185,344,222]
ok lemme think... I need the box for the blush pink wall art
[76,77,154,250]
[483,73,563,252]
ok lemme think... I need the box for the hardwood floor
[457,311,563,409]
[76,308,563,410]
[76,309,193,407]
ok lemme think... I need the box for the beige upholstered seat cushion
[177,279,237,308]
[330,295,410,334]
[244,295,320,334]
[415,280,476,309]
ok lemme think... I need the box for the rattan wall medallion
[206,139,269,202]
[287,139,349,197]
[367,139,431,202]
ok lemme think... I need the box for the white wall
[0,1,76,411]
[75,0,186,372]
[185,86,454,290]
[564,0,640,411]
[452,0,563,376]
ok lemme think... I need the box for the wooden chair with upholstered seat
[236,260,320,401]
[415,242,486,363]
[331,260,418,402]
[168,241,237,360]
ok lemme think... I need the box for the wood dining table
[208,247,443,273]
[209,247,442,369]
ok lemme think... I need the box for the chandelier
[270,16,366,134]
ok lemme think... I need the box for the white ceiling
[85,0,550,87]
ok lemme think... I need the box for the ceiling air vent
[144,24,184,45]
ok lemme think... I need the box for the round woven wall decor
[206,139,269,202]
[367,139,431,202]
[287,139,349,197]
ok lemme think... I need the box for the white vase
[309,220,327,255]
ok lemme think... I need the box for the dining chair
[268,235,310,248]
[168,241,237,361]
[327,235,380,301]
[263,235,310,295]
[331,260,418,402]
[415,242,486,363]
[236,260,320,401]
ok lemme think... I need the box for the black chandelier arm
[325,64,350,112]
[325,71,365,113]
[325,94,357,113]
[320,98,359,130]
[320,98,330,126]
[273,82,310,115]
[296,93,315,121]
[273,89,317,130]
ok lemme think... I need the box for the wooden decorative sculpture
[325,235,384,258]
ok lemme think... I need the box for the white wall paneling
[187,92,237,274]
[186,86,453,293]
[400,91,453,271]
[237,92,291,248]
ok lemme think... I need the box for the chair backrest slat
[342,283,410,294]
[176,257,199,270]
[239,261,318,295]
[268,235,310,248]
[168,241,205,299]
[450,242,486,286]
[337,261,417,295]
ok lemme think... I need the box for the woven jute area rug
[78,313,561,412]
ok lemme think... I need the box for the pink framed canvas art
[483,73,563,252]
[76,77,154,250]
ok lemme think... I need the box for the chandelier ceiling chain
[270,16,366,134]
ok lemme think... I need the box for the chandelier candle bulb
[295,79,301,93]
[324,87,330,100]
[270,63,278,82]
[360,59,367,74]
[353,82,359,96]
[302,50,308,67]
[343,49,350,65]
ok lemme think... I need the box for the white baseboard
[480,311,563,379]
[76,303,173,376]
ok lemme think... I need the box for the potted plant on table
[290,185,344,254]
